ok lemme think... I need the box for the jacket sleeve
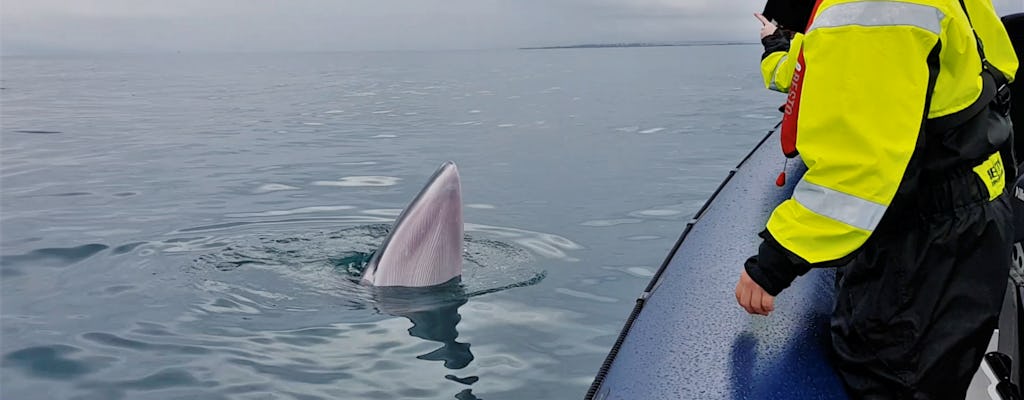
[760,33,804,93]
[748,1,945,294]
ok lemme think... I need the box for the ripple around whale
[186,224,560,308]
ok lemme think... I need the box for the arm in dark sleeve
[744,230,811,296]
[761,30,791,60]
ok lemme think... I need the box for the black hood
[763,0,817,33]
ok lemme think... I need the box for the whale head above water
[361,161,464,287]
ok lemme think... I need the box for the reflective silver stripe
[769,54,788,91]
[810,1,944,35]
[793,179,887,231]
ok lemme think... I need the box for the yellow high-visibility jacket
[763,0,1018,265]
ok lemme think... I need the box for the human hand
[735,269,775,315]
[755,13,778,39]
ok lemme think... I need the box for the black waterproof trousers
[830,171,1013,399]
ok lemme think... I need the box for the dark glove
[760,30,791,60]
[744,231,811,296]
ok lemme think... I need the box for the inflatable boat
[585,123,1024,399]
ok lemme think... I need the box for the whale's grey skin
[361,161,464,287]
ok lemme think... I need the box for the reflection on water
[373,284,479,398]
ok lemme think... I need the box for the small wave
[579,218,643,227]
[3,345,114,379]
[554,288,617,303]
[0,244,109,269]
[620,266,655,277]
[173,216,395,234]
[226,205,356,218]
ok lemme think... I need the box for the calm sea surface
[1,46,782,399]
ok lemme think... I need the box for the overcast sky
[3,0,1023,54]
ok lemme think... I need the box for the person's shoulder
[822,0,953,12]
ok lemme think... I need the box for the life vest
[764,0,1019,264]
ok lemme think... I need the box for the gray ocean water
[1,46,782,399]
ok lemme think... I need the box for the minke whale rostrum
[361,161,464,288]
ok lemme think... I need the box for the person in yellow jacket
[735,0,1018,396]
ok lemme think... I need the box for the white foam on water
[638,127,665,134]
[302,122,324,126]
[467,203,496,209]
[312,176,400,187]
[371,134,397,138]
[254,184,300,193]
[633,209,682,217]
[624,235,662,241]
[468,110,482,114]
[323,110,344,114]
[497,124,516,128]
[371,110,394,114]
[362,208,402,216]
[580,218,644,227]
[605,266,655,277]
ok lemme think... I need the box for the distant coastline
[520,41,756,50]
